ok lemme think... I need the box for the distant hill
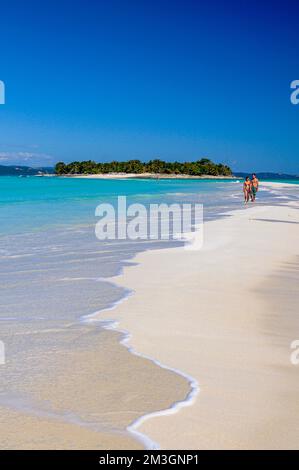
[234,172,299,180]
[0,165,54,176]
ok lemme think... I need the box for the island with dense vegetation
[55,158,233,178]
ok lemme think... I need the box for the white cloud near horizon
[0,151,54,166]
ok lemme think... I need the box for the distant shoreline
[61,173,237,180]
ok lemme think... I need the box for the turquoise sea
[1,176,298,233]
[2,174,298,318]
[1,175,298,321]
[0,176,240,234]
[1,175,298,233]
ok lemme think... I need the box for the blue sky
[0,0,298,172]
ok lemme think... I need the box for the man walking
[251,174,259,201]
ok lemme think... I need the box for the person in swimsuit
[251,173,259,201]
[243,176,252,204]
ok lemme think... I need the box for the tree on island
[55,158,232,177]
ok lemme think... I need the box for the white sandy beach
[99,182,299,449]
[65,173,235,180]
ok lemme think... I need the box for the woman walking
[243,176,252,204]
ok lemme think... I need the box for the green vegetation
[55,158,232,177]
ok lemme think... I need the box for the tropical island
[55,158,233,178]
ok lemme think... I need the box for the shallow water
[0,176,250,325]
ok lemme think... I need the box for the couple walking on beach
[243,174,259,204]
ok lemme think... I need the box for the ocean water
[0,176,237,233]
[0,177,237,318]
[0,176,297,447]
[1,175,297,323]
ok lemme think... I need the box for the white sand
[65,173,235,179]
[100,184,299,449]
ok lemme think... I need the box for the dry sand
[99,185,299,449]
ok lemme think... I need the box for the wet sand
[0,322,189,449]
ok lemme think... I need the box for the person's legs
[252,187,256,201]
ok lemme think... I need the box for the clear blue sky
[0,0,298,172]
